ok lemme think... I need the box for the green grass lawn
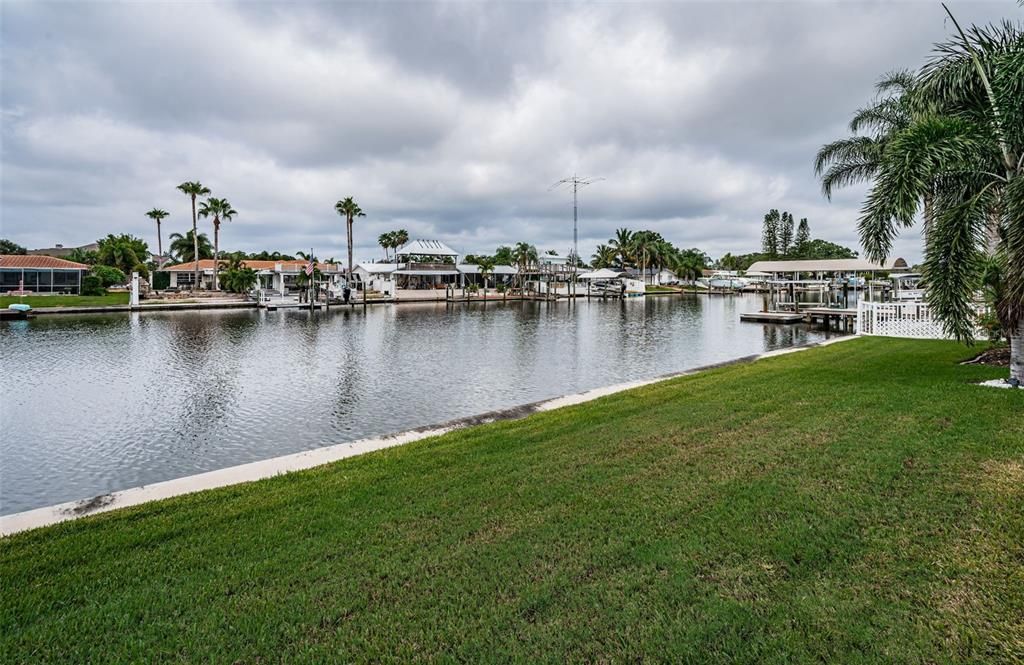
[645,284,678,293]
[0,293,129,308]
[2,338,1022,662]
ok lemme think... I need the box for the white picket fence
[856,300,986,339]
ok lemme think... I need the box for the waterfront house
[0,255,90,294]
[163,259,344,293]
[393,239,460,290]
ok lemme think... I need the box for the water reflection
[0,294,833,513]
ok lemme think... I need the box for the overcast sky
[0,1,1014,264]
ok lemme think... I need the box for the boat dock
[741,306,857,331]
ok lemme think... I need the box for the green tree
[854,13,1023,382]
[90,264,126,287]
[392,229,409,258]
[799,239,858,260]
[169,230,213,263]
[493,245,514,265]
[217,256,258,294]
[779,211,795,255]
[334,197,366,280]
[591,244,617,269]
[198,197,238,289]
[0,239,27,255]
[761,209,780,257]
[609,228,635,268]
[146,209,170,261]
[814,71,917,201]
[378,232,393,261]
[65,248,98,265]
[477,257,495,299]
[177,181,211,288]
[795,218,811,255]
[96,234,149,276]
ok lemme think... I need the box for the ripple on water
[0,297,833,513]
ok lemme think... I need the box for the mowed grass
[2,338,1022,663]
[0,293,129,308]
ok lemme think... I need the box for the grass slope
[0,293,129,308]
[2,338,1022,663]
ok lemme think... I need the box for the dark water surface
[0,295,832,514]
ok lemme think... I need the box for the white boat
[890,273,925,301]
[700,271,750,290]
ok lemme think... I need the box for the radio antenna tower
[550,174,604,264]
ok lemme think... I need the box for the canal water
[0,294,833,514]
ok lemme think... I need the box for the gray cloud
[0,1,1014,264]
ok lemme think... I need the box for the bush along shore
[1,337,1021,662]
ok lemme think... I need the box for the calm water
[0,295,832,514]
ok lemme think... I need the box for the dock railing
[856,300,987,339]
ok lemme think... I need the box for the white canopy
[577,268,625,280]
[355,263,398,274]
[395,239,459,257]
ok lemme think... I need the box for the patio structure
[393,239,460,290]
[0,255,90,294]
[745,258,908,281]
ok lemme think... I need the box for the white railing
[856,300,986,339]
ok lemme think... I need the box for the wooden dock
[741,307,857,331]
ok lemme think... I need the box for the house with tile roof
[0,255,91,294]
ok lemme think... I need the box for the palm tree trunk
[191,195,200,289]
[1011,318,1024,385]
[156,221,163,261]
[212,218,220,290]
[347,215,354,282]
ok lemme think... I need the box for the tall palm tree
[609,228,635,269]
[591,244,617,269]
[177,181,211,288]
[198,197,238,290]
[334,197,366,280]
[392,229,409,259]
[814,71,918,201]
[856,13,1023,383]
[145,209,170,262]
[511,242,537,290]
[168,230,213,263]
[378,232,393,261]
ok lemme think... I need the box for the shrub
[90,265,126,287]
[151,271,170,290]
[80,275,106,296]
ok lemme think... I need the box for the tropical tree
[0,239,27,255]
[814,70,918,201]
[378,232,393,261]
[392,229,409,257]
[511,242,538,289]
[477,257,495,299]
[146,209,170,261]
[169,230,213,263]
[217,256,258,294]
[96,234,149,277]
[177,181,211,288]
[673,252,705,290]
[334,197,366,280]
[852,13,1023,383]
[198,197,238,289]
[591,244,617,269]
[493,245,515,265]
[609,228,635,268]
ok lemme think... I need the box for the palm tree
[392,229,409,259]
[855,13,1023,383]
[814,71,918,201]
[168,231,213,264]
[673,252,704,291]
[217,256,258,294]
[334,197,366,280]
[511,242,537,290]
[146,209,170,262]
[378,232,393,261]
[198,197,238,290]
[591,244,617,269]
[177,181,211,288]
[609,228,635,269]
[477,257,495,300]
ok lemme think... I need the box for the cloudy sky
[0,1,1014,264]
